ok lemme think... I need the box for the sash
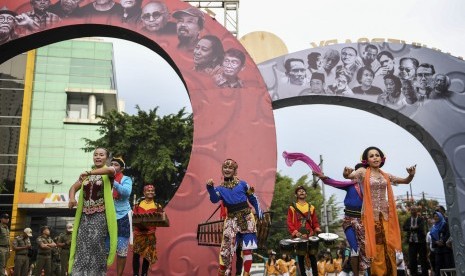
[68,169,117,273]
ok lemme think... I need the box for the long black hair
[361,146,385,168]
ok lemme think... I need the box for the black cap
[0,213,9,219]
[0,7,18,17]
[294,185,307,194]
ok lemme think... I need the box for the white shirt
[396,251,406,270]
[426,232,435,252]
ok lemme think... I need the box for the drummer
[287,185,321,276]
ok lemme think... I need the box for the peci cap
[172,6,204,22]
[24,228,33,237]
[0,213,9,219]
[0,7,18,17]
[66,223,73,232]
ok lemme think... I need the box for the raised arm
[313,171,355,189]
[391,165,416,184]
[113,176,133,199]
[206,179,221,203]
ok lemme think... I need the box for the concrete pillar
[88,94,96,120]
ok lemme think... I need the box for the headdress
[144,184,155,192]
[111,156,126,169]
[222,158,238,170]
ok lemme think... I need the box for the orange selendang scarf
[362,167,401,258]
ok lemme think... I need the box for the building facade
[0,39,121,245]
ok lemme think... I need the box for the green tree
[83,106,193,205]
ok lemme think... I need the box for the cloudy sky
[102,0,465,210]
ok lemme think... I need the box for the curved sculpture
[258,42,465,274]
[0,0,276,274]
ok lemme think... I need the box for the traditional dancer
[206,159,263,276]
[68,147,118,276]
[132,184,162,276]
[344,146,416,276]
[110,157,133,276]
[282,151,368,275]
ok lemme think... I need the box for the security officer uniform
[12,230,31,276]
[0,214,10,276]
[51,238,61,276]
[34,227,55,276]
[56,229,72,276]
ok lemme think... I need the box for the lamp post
[312,154,330,233]
[44,179,63,193]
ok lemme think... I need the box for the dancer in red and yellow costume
[132,184,162,276]
[287,185,321,276]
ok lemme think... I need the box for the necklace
[221,178,239,189]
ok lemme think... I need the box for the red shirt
[287,202,320,237]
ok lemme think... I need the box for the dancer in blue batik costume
[206,159,263,276]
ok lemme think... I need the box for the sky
[100,0,465,212]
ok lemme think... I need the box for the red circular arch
[0,0,277,274]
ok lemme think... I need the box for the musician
[206,159,263,276]
[132,184,162,276]
[287,185,321,276]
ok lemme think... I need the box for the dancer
[283,151,368,275]
[68,147,118,276]
[344,146,416,276]
[110,157,133,276]
[287,183,321,276]
[206,159,263,276]
[132,184,162,276]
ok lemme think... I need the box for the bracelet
[86,170,92,175]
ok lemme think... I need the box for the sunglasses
[398,67,413,73]
[141,11,164,21]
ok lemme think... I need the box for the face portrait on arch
[433,74,449,93]
[31,0,52,12]
[398,58,417,81]
[193,38,215,67]
[0,12,16,43]
[286,59,307,86]
[401,80,417,104]
[60,0,82,13]
[416,65,434,90]
[341,47,357,66]
[222,53,244,78]
[141,2,169,32]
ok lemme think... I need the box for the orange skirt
[133,232,157,265]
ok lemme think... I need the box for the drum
[318,232,339,246]
[279,239,295,255]
[308,235,320,255]
[294,238,309,255]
